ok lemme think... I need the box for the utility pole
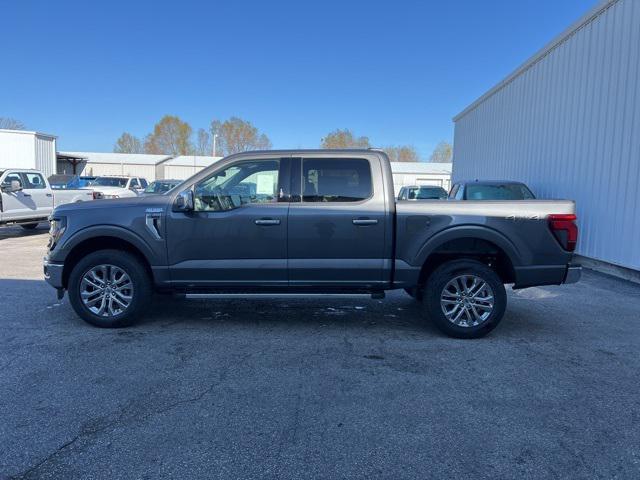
[213,134,219,157]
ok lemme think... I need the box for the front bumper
[43,258,65,289]
[563,265,582,284]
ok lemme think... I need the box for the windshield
[466,183,535,200]
[409,186,447,200]
[92,177,128,188]
[144,181,179,194]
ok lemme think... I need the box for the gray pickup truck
[44,150,580,338]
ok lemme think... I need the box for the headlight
[48,216,67,250]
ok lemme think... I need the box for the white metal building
[452,0,640,271]
[159,155,222,180]
[390,162,452,194]
[0,129,57,177]
[57,152,172,181]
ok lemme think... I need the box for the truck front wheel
[423,259,506,339]
[68,249,151,328]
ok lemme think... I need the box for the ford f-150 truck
[0,168,94,229]
[43,150,580,338]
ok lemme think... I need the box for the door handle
[22,192,31,197]
[352,218,378,226]
[46,193,53,197]
[254,218,281,226]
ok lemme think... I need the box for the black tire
[423,259,506,339]
[68,249,151,328]
[20,223,38,230]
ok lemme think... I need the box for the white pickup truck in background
[85,176,149,199]
[0,168,94,229]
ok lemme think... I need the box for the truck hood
[53,194,171,214]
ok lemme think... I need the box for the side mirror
[1,180,22,193]
[173,189,194,212]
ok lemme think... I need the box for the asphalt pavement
[1,224,639,479]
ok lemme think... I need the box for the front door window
[194,160,280,211]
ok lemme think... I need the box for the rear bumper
[513,263,581,289]
[43,258,64,289]
[563,265,582,284]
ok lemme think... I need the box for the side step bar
[184,292,386,300]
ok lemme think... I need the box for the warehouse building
[158,155,222,180]
[452,0,639,272]
[389,162,452,194]
[57,151,172,180]
[0,129,57,177]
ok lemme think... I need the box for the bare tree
[195,128,211,156]
[429,141,453,163]
[0,117,26,130]
[320,129,370,149]
[144,115,193,155]
[383,145,419,162]
[210,117,272,156]
[114,132,144,154]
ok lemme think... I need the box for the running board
[184,292,385,300]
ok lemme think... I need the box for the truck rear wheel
[423,259,506,339]
[68,249,151,328]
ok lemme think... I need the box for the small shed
[0,129,57,177]
[159,155,222,180]
[390,162,453,194]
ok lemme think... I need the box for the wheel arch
[60,231,154,288]
[414,227,519,292]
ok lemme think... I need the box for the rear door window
[301,158,372,203]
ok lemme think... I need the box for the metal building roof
[164,155,223,167]
[389,162,452,174]
[453,0,619,121]
[57,151,172,166]
[0,128,57,139]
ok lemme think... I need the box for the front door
[21,171,53,218]
[166,157,289,287]
[287,156,389,288]
[0,171,47,221]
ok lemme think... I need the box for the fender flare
[413,225,522,268]
[52,224,158,265]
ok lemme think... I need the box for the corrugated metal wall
[453,0,640,270]
[81,163,157,181]
[163,165,207,180]
[0,131,36,169]
[34,134,56,177]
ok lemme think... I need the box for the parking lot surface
[1,224,639,479]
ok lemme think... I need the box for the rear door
[287,155,389,288]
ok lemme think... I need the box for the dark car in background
[48,175,97,190]
[141,179,182,195]
[397,185,448,201]
[449,181,536,200]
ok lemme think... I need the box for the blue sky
[1,0,596,159]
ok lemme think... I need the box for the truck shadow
[143,292,436,333]
[0,223,49,241]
